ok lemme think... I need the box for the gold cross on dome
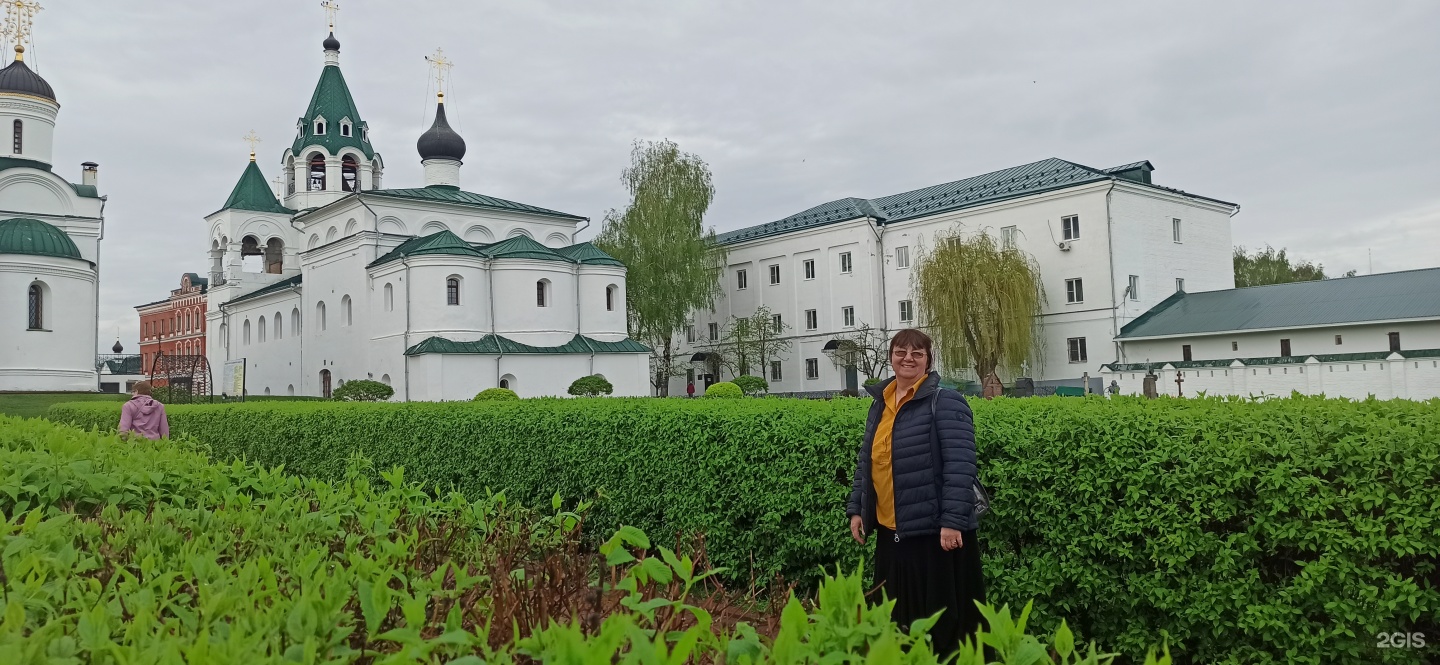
[426,48,453,99]
[0,0,42,61]
[242,130,261,161]
[320,0,339,30]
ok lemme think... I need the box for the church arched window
[308,153,326,191]
[243,319,251,345]
[274,312,283,340]
[12,119,22,154]
[27,282,42,329]
[264,238,284,274]
[606,285,617,311]
[257,316,266,343]
[292,307,301,336]
[340,120,352,137]
[285,156,296,195]
[446,277,460,306]
[316,301,326,331]
[341,155,359,192]
[536,280,550,308]
[341,295,352,326]
[314,119,326,135]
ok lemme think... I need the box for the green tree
[567,375,614,397]
[1233,245,1354,287]
[912,230,1046,382]
[828,322,891,381]
[595,139,726,396]
[712,305,791,380]
[331,379,394,402]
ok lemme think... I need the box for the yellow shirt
[871,379,921,529]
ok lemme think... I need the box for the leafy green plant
[733,374,769,396]
[863,377,882,387]
[149,384,188,404]
[472,387,519,401]
[331,379,394,402]
[568,374,615,397]
[704,381,743,398]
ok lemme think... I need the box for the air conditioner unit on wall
[1058,241,1072,251]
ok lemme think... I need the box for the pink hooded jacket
[119,395,170,440]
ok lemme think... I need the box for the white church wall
[218,292,304,397]
[577,267,627,340]
[405,258,491,340]
[491,261,577,346]
[301,239,375,396]
[0,255,96,391]
[409,352,650,401]
[1,97,58,164]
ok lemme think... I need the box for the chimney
[81,162,98,187]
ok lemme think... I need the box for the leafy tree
[595,139,726,396]
[912,230,1046,382]
[1233,245,1355,287]
[567,375,614,397]
[331,379,394,402]
[473,388,519,401]
[732,375,768,396]
[827,322,891,381]
[703,382,743,398]
[712,305,792,380]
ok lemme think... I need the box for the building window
[606,285,617,311]
[841,306,855,327]
[1334,334,1342,345]
[384,283,393,312]
[1182,344,1193,362]
[1066,278,1084,303]
[1067,337,1087,363]
[1000,226,1017,249]
[1389,332,1401,352]
[805,358,820,380]
[770,360,782,382]
[1175,278,1186,293]
[274,313,283,340]
[320,369,332,398]
[342,295,353,326]
[736,269,747,290]
[805,309,818,331]
[536,280,550,307]
[803,259,816,280]
[499,378,510,389]
[898,300,914,323]
[1127,275,1140,301]
[1172,218,1183,243]
[894,246,910,268]
[447,277,460,305]
[317,301,327,331]
[769,264,781,285]
[314,119,326,135]
[292,307,302,336]
[243,319,251,345]
[341,155,359,192]
[839,252,853,274]
[26,283,42,329]
[340,121,352,137]
[708,322,718,340]
[771,314,783,334]
[1231,341,1238,352]
[12,119,20,154]
[258,316,267,343]
[686,325,696,343]
[1280,339,1292,357]
[1062,215,1080,240]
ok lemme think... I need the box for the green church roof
[367,230,485,268]
[0,217,84,261]
[219,160,293,215]
[405,334,649,356]
[555,242,624,266]
[291,62,376,159]
[482,234,569,262]
[367,185,584,220]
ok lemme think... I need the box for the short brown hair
[889,328,935,371]
[133,380,152,396]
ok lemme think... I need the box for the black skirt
[873,525,986,656]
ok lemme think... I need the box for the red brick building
[136,273,209,374]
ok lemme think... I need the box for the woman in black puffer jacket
[847,328,985,655]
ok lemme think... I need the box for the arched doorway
[320,369,332,398]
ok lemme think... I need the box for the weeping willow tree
[911,230,1046,382]
[595,139,726,396]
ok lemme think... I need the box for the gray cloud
[29,1,1439,352]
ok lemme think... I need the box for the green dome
[0,218,83,260]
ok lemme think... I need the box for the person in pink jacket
[118,381,170,440]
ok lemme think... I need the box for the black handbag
[928,387,991,518]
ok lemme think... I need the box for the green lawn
[0,393,128,420]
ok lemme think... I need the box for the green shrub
[330,379,394,402]
[567,374,614,397]
[863,377,882,387]
[733,374,769,396]
[704,381,743,398]
[473,387,519,401]
[149,385,188,404]
[47,396,1440,664]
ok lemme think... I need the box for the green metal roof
[482,234,569,262]
[1118,268,1440,339]
[405,334,649,356]
[367,185,584,220]
[717,157,1237,245]
[221,275,302,307]
[367,230,486,268]
[219,160,294,215]
[70,183,100,198]
[1102,348,1439,372]
[555,242,624,266]
[0,217,83,261]
[290,63,375,159]
[0,155,52,172]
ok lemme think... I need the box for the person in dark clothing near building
[847,328,985,655]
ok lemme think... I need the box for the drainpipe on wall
[490,257,501,387]
[571,217,591,245]
[865,214,889,333]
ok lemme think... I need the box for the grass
[0,392,128,419]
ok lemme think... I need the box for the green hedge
[49,396,1440,664]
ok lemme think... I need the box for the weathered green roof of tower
[219,161,293,215]
[367,229,485,268]
[367,185,584,220]
[482,234,570,262]
[291,63,376,159]
[555,241,624,266]
[405,334,650,356]
[0,217,84,261]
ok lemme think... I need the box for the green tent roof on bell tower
[290,33,377,160]
[218,159,293,215]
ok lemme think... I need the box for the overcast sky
[30,1,1440,353]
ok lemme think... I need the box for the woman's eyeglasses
[891,349,928,360]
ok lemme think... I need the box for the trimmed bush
[733,374,769,396]
[473,387,519,401]
[47,396,1440,664]
[567,374,614,397]
[704,381,743,398]
[331,379,394,402]
[862,377,882,387]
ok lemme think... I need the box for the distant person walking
[847,328,984,655]
[687,381,695,398]
[118,381,170,440]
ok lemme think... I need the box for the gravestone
[982,373,1004,399]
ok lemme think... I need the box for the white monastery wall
[1119,320,1440,365]
[410,352,650,401]
[490,261,578,346]
[577,267,628,340]
[1103,355,1440,401]
[0,255,96,391]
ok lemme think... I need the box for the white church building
[204,30,647,400]
[0,36,106,393]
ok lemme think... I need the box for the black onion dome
[416,102,466,161]
[0,58,55,102]
[323,32,341,51]
[112,340,124,353]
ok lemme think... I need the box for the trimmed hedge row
[50,395,1440,664]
